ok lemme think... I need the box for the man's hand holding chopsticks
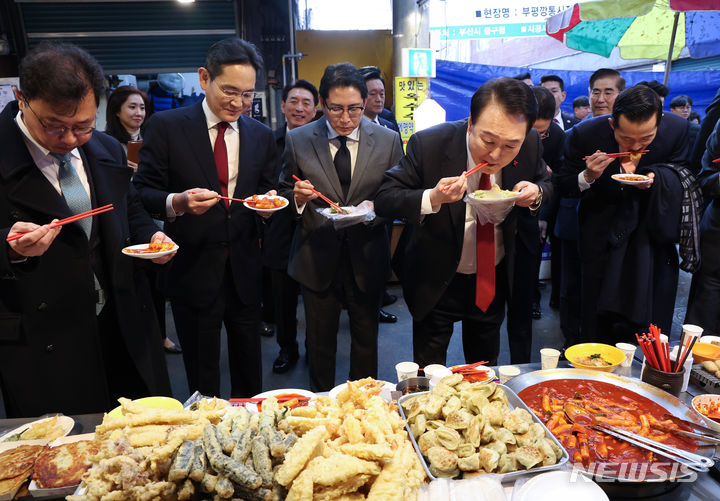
[583,150,615,183]
[149,231,177,264]
[293,179,318,206]
[7,221,61,259]
[172,188,219,215]
[429,175,467,210]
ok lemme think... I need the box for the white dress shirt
[420,134,505,274]
[166,98,240,217]
[553,110,564,131]
[15,111,90,199]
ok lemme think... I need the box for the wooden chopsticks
[6,204,114,242]
[291,174,346,213]
[582,150,649,161]
[439,161,489,192]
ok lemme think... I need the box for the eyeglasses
[25,101,95,136]
[213,81,255,102]
[324,104,365,118]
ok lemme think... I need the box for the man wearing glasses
[279,62,403,391]
[0,42,173,417]
[134,38,279,398]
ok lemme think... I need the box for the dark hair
[282,79,319,105]
[573,95,590,108]
[531,86,556,121]
[636,80,669,98]
[540,74,564,91]
[513,71,532,82]
[688,111,701,123]
[319,62,367,101]
[358,66,385,89]
[19,42,105,110]
[611,85,663,127]
[105,86,150,144]
[589,68,625,92]
[670,94,693,108]
[204,37,263,80]
[470,77,537,132]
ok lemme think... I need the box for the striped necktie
[50,152,92,237]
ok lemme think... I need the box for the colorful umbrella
[546,0,720,83]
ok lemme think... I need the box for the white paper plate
[513,471,608,501]
[121,243,178,259]
[467,190,521,204]
[246,388,316,413]
[611,173,651,185]
[0,415,74,443]
[28,433,96,498]
[329,380,395,401]
[243,195,289,212]
[318,204,370,218]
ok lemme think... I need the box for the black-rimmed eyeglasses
[25,101,95,136]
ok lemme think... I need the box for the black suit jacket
[697,118,720,273]
[133,101,278,307]
[374,119,552,320]
[561,111,580,130]
[278,117,403,294]
[0,101,170,416]
[691,87,720,173]
[262,126,295,269]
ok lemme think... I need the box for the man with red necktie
[375,78,551,367]
[134,38,279,398]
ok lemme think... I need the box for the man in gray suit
[279,63,403,391]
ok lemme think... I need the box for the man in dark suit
[358,66,400,134]
[279,63,403,391]
[557,85,689,345]
[134,38,279,398]
[264,79,318,373]
[375,78,551,367]
[540,75,579,131]
[0,43,173,417]
[690,87,720,174]
[686,118,720,333]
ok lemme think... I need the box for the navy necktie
[50,152,91,237]
[334,135,351,198]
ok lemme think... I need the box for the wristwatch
[529,186,543,211]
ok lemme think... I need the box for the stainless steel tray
[398,384,569,481]
[504,368,717,482]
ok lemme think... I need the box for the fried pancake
[0,469,32,497]
[32,440,98,488]
[0,444,46,480]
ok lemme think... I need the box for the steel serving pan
[398,384,569,481]
[504,368,716,490]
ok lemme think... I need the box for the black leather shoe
[379,309,397,323]
[259,322,274,337]
[273,351,299,373]
[382,293,398,306]
[164,344,182,354]
[532,304,542,319]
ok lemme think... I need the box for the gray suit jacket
[279,117,403,293]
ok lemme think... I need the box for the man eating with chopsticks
[374,77,550,368]
[0,42,174,418]
[556,84,699,346]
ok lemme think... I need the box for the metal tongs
[564,403,714,472]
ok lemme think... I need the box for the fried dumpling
[425,419,445,431]
[429,464,459,478]
[456,443,476,458]
[427,446,458,473]
[423,393,446,420]
[457,452,480,472]
[515,445,543,469]
[471,383,496,399]
[441,396,462,419]
[488,385,509,405]
[440,373,464,387]
[410,413,427,439]
[478,447,500,473]
[502,408,533,434]
[432,382,458,399]
[445,408,473,430]
[481,402,505,426]
[497,453,518,474]
[480,421,496,444]
[485,440,507,457]
[435,426,462,451]
[495,427,516,445]
[465,415,484,448]
[464,393,490,415]
[537,438,558,466]
[417,430,440,455]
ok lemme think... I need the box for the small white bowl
[691,394,720,433]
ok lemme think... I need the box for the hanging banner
[394,77,429,151]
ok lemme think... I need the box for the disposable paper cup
[498,365,521,384]
[540,348,561,369]
[683,324,704,340]
[615,342,637,367]
[429,368,454,389]
[423,364,447,380]
[395,361,419,382]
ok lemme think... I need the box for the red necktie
[475,173,495,311]
[214,122,229,207]
[553,117,560,124]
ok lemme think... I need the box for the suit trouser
[271,267,300,355]
[686,268,720,335]
[171,262,261,398]
[301,252,381,392]
[413,260,507,368]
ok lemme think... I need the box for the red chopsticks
[712,158,720,163]
[451,360,490,374]
[583,150,649,161]
[439,161,489,192]
[636,323,696,373]
[291,174,346,213]
[6,204,114,242]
